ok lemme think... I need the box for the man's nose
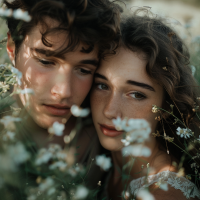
[103,93,122,120]
[51,71,72,100]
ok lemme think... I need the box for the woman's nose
[103,93,122,120]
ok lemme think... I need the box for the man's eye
[95,83,108,90]
[39,59,55,65]
[79,68,92,75]
[129,92,146,100]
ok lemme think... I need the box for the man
[4,0,120,194]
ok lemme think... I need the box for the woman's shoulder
[129,170,200,200]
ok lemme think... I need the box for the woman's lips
[42,104,70,116]
[99,124,124,137]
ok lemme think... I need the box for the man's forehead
[24,22,99,60]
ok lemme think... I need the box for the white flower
[0,116,21,128]
[74,186,89,199]
[11,66,22,85]
[19,88,34,95]
[176,127,192,139]
[49,161,67,170]
[48,121,65,136]
[137,189,155,200]
[96,155,112,171]
[121,138,130,146]
[7,142,30,165]
[0,8,12,17]
[190,65,196,76]
[13,8,31,22]
[122,144,151,157]
[70,105,90,117]
[39,177,54,192]
[155,178,168,191]
[35,148,53,165]
[3,131,15,141]
[112,117,127,131]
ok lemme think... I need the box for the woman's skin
[90,47,183,199]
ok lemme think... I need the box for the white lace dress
[128,171,200,199]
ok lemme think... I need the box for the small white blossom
[49,161,67,171]
[112,117,127,131]
[13,8,31,22]
[3,131,15,141]
[35,148,53,165]
[48,121,65,136]
[70,105,90,117]
[19,88,34,95]
[176,127,192,139]
[39,177,54,191]
[74,186,89,199]
[137,189,155,200]
[0,116,21,128]
[155,178,168,191]
[11,66,22,85]
[96,154,112,171]
[0,8,12,17]
[122,144,151,157]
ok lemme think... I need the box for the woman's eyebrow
[94,73,108,80]
[127,80,155,92]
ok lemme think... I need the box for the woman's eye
[39,59,55,65]
[95,83,108,90]
[79,68,92,75]
[129,92,146,100]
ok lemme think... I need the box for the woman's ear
[7,32,16,66]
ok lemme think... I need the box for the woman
[90,14,200,200]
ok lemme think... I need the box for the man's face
[8,20,98,129]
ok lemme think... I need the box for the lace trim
[129,171,200,199]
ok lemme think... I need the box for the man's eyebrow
[30,48,65,59]
[94,73,108,80]
[79,59,99,67]
[127,80,155,92]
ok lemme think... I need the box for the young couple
[4,0,200,199]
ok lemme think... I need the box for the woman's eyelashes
[129,92,146,100]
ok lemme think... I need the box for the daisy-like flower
[70,105,90,117]
[137,189,155,200]
[11,66,22,85]
[176,127,192,139]
[13,8,32,22]
[48,121,65,136]
[122,144,151,157]
[96,154,112,171]
[152,105,159,113]
[74,186,89,199]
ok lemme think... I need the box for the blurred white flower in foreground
[13,8,31,22]
[49,160,67,171]
[39,177,55,196]
[70,105,90,117]
[11,66,22,85]
[0,116,21,129]
[0,142,30,172]
[96,154,112,171]
[3,131,15,141]
[113,117,151,145]
[0,8,12,17]
[74,185,89,199]
[155,177,168,191]
[137,189,155,200]
[48,121,65,136]
[176,127,192,139]
[19,88,34,95]
[122,144,151,157]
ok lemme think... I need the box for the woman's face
[90,47,164,151]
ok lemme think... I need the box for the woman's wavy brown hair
[120,13,200,186]
[4,0,121,58]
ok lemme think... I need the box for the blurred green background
[0,0,200,83]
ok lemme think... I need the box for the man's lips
[99,124,124,137]
[42,104,70,116]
